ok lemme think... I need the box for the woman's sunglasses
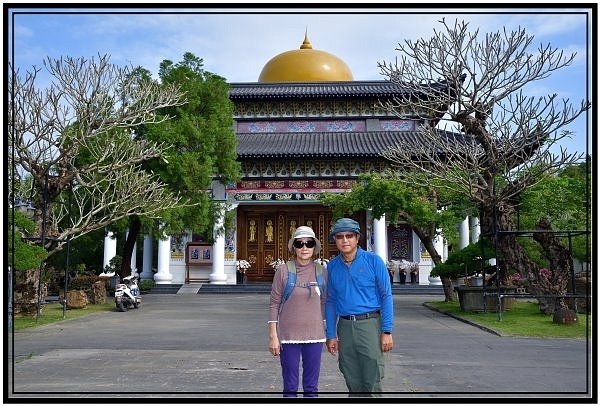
[293,240,316,249]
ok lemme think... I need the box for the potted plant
[236,259,251,284]
[398,268,407,284]
[509,272,528,293]
[471,272,484,287]
[397,259,412,284]
[386,261,397,284]
[430,240,495,302]
[409,262,419,284]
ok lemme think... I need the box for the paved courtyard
[7,293,593,401]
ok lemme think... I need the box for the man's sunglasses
[293,240,316,249]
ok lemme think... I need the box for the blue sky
[7,5,593,157]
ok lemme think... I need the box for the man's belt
[339,310,380,321]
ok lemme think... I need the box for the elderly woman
[267,226,328,398]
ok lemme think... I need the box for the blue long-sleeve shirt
[325,247,394,339]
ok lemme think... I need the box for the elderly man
[324,218,394,396]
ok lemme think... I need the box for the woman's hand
[269,335,280,356]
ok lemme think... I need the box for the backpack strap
[314,262,325,297]
[282,260,297,303]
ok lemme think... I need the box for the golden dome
[258,32,354,82]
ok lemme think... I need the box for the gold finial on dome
[300,28,312,49]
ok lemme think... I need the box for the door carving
[387,223,413,261]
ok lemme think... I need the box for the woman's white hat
[288,226,322,255]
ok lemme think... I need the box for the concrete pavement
[6,293,593,401]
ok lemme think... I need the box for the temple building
[104,33,481,285]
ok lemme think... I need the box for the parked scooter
[114,273,142,312]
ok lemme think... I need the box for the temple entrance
[236,205,365,282]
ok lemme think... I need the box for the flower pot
[472,276,483,287]
[428,275,442,285]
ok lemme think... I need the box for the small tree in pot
[430,240,495,301]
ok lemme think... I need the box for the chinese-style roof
[236,130,470,159]
[229,80,450,100]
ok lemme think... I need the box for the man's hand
[381,333,393,352]
[326,338,339,356]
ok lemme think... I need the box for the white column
[428,232,444,285]
[443,241,449,262]
[372,214,387,264]
[103,231,117,270]
[154,224,173,284]
[209,205,227,284]
[459,216,470,249]
[470,216,481,243]
[140,234,153,280]
[434,233,445,261]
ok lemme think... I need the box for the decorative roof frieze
[240,159,384,179]
[233,191,349,203]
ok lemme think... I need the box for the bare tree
[8,54,189,257]
[377,19,590,313]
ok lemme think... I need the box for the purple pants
[279,342,323,397]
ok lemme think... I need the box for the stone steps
[148,283,444,295]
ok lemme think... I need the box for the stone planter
[485,294,515,312]
[454,286,516,312]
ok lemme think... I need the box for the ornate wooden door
[237,205,365,282]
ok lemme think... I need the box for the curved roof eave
[228,80,453,101]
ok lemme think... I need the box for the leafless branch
[8,54,189,253]
[377,18,589,208]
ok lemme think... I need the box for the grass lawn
[425,299,591,339]
[12,302,115,331]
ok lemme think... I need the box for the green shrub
[75,263,87,275]
[8,209,48,271]
[139,279,155,291]
[104,255,122,274]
